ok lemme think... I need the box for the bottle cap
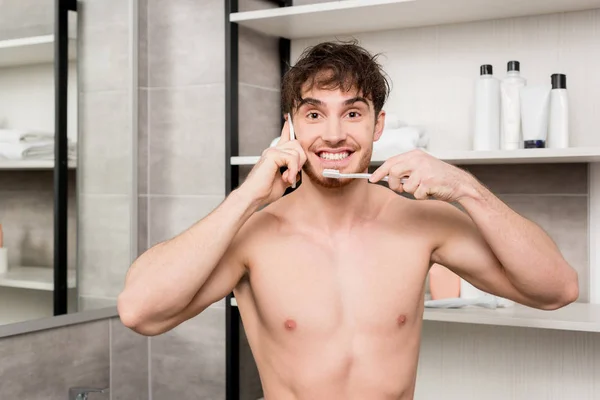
[524,140,545,149]
[551,73,567,89]
[480,64,493,75]
[507,60,520,72]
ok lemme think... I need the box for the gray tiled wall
[110,317,149,400]
[0,0,54,40]
[77,0,135,310]
[0,320,110,399]
[137,0,229,398]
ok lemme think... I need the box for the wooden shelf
[0,35,77,68]
[230,0,600,39]
[230,298,600,333]
[231,147,600,166]
[0,266,76,291]
[0,159,77,170]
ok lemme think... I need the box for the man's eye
[348,111,360,118]
[308,112,319,119]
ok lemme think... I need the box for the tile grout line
[239,82,280,92]
[497,193,588,197]
[148,336,152,400]
[140,193,226,198]
[144,82,224,91]
[146,0,153,396]
[109,318,113,400]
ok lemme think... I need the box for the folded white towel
[372,126,429,160]
[0,141,77,160]
[0,129,55,144]
[383,113,407,130]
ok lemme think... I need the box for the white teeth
[320,152,349,161]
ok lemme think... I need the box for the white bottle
[500,61,527,150]
[473,64,500,151]
[548,73,569,148]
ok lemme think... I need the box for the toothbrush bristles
[322,169,340,178]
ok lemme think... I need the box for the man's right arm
[117,188,260,336]
[117,118,306,336]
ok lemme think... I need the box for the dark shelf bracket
[225,0,292,399]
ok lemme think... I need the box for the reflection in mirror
[0,0,136,328]
[0,5,78,326]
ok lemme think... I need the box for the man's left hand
[369,149,479,202]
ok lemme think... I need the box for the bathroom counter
[230,298,600,333]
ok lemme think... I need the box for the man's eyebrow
[297,97,324,108]
[344,96,370,109]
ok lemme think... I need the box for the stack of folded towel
[371,113,429,160]
[0,129,77,161]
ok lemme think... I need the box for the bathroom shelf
[0,34,77,68]
[231,147,600,166]
[0,159,77,170]
[423,302,600,333]
[230,0,600,39]
[0,266,76,291]
[230,298,600,333]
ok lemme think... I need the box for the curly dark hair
[281,40,391,117]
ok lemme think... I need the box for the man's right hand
[240,119,307,207]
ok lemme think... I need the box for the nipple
[284,319,297,331]
[397,315,407,325]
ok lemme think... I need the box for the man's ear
[373,110,386,142]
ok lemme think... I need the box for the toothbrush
[322,169,406,184]
[287,113,296,188]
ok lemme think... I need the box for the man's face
[291,85,385,189]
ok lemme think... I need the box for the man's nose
[322,119,347,144]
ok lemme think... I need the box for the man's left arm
[370,149,579,310]
[431,182,579,310]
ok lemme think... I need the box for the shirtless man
[118,41,579,399]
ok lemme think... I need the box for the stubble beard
[302,145,373,189]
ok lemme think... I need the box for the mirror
[0,0,137,328]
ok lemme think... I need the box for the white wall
[417,321,600,400]
[0,62,78,141]
[291,9,600,152]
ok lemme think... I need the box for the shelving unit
[230,0,600,39]
[0,34,77,68]
[0,0,78,321]
[0,160,77,170]
[0,266,76,291]
[225,0,600,399]
[230,297,600,333]
[232,147,600,166]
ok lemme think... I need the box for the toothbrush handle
[345,173,403,184]
[380,176,407,184]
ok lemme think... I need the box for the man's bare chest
[242,230,432,336]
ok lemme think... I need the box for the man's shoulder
[240,203,282,237]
